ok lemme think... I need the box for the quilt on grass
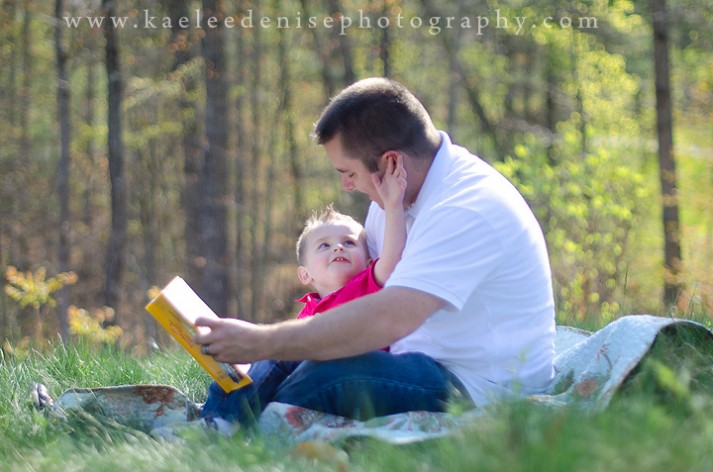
[43,315,713,444]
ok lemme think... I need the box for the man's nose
[341,174,355,192]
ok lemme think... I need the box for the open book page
[145,276,252,392]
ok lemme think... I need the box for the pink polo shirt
[296,260,381,319]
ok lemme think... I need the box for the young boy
[200,155,407,425]
[295,164,405,320]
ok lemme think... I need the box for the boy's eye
[318,242,330,250]
[343,240,356,247]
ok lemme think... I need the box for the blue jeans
[200,351,471,425]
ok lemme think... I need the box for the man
[195,78,555,419]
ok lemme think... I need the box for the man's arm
[372,154,407,286]
[194,286,445,364]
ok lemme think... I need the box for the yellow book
[145,276,252,393]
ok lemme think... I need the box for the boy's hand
[373,155,407,210]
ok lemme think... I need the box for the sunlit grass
[3,321,713,471]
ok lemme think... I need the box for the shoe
[30,382,55,411]
[201,416,239,436]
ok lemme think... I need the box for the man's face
[324,135,385,207]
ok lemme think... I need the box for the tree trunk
[249,5,264,316]
[544,45,558,166]
[19,0,32,162]
[276,18,303,220]
[379,0,391,78]
[327,0,355,86]
[166,0,203,293]
[260,129,276,305]
[55,0,71,343]
[1,0,18,342]
[3,0,19,148]
[201,0,230,315]
[651,0,683,308]
[234,2,248,316]
[419,0,504,160]
[446,2,466,135]
[102,0,127,319]
[137,143,158,345]
[572,45,588,157]
[523,41,537,125]
[33,306,43,345]
[83,62,98,228]
[300,0,336,99]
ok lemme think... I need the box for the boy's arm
[372,155,407,286]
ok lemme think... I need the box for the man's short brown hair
[313,78,440,172]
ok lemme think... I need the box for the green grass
[4,328,713,471]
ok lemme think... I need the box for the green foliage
[493,22,655,320]
[68,305,123,347]
[497,143,648,321]
[4,266,79,345]
[4,267,77,311]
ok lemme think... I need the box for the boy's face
[298,222,370,297]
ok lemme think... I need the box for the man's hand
[373,154,407,211]
[193,316,271,364]
[193,287,444,364]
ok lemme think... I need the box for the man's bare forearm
[265,287,442,360]
[196,287,444,364]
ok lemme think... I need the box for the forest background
[0,0,711,352]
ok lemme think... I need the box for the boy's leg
[273,351,471,420]
[200,359,301,424]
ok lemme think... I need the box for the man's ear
[382,150,400,166]
[297,266,313,286]
[378,151,394,170]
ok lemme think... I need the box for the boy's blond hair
[296,204,366,265]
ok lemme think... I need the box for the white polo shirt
[365,132,555,406]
